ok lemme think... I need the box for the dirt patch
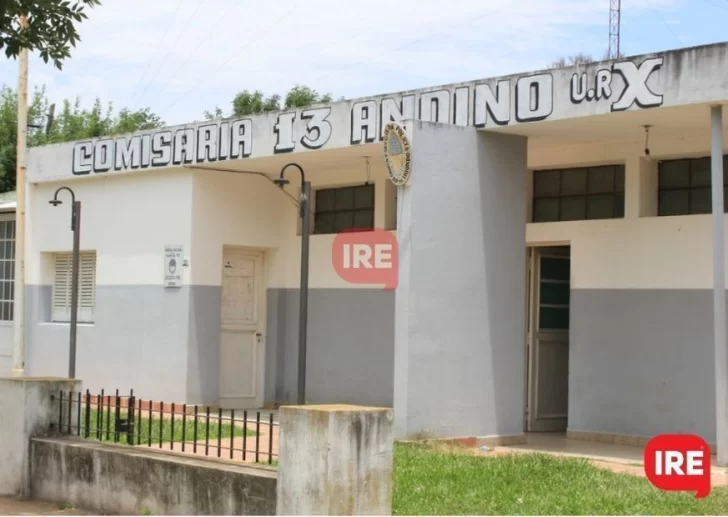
[146,420,279,465]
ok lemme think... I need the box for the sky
[1,0,726,127]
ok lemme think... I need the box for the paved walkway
[0,498,89,516]
[472,432,728,487]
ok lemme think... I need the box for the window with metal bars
[532,165,625,222]
[313,184,375,234]
[658,155,728,216]
[52,251,97,323]
[0,215,15,322]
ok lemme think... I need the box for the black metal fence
[52,389,278,465]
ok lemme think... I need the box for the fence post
[0,377,82,498]
[276,404,394,515]
[127,396,136,445]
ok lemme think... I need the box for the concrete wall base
[0,377,80,498]
[31,437,277,515]
[277,404,394,515]
[402,433,526,448]
[476,434,527,447]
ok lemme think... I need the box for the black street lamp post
[274,163,311,405]
[49,187,81,379]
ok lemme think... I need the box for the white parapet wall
[276,404,394,515]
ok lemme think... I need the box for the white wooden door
[219,248,265,409]
[526,247,570,432]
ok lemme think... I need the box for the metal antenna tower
[608,0,621,59]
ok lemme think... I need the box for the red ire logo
[644,434,711,498]
[332,229,398,290]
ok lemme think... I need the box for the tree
[231,90,280,117]
[1,0,100,69]
[114,107,163,135]
[548,53,594,69]
[0,84,163,192]
[548,50,626,69]
[284,85,332,109]
[204,84,336,120]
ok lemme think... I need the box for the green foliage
[0,84,163,192]
[284,84,332,109]
[204,84,335,120]
[204,90,277,120]
[0,87,18,193]
[0,0,101,69]
[114,107,163,135]
[83,407,253,445]
[232,90,280,117]
[393,443,728,515]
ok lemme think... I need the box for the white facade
[3,41,727,452]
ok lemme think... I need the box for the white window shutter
[52,251,96,323]
[52,254,72,322]
[78,252,96,322]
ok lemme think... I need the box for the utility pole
[608,0,621,59]
[12,13,28,377]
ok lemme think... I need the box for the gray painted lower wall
[187,286,221,404]
[25,285,191,402]
[20,278,716,443]
[21,283,393,409]
[265,288,394,408]
[0,324,11,375]
[569,289,718,444]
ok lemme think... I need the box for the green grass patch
[81,408,253,446]
[392,443,728,515]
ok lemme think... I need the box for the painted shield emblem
[383,122,412,186]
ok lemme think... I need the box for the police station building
[4,41,728,452]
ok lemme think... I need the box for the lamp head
[49,199,62,206]
[273,177,290,188]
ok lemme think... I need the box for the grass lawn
[80,408,253,446]
[393,443,728,515]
